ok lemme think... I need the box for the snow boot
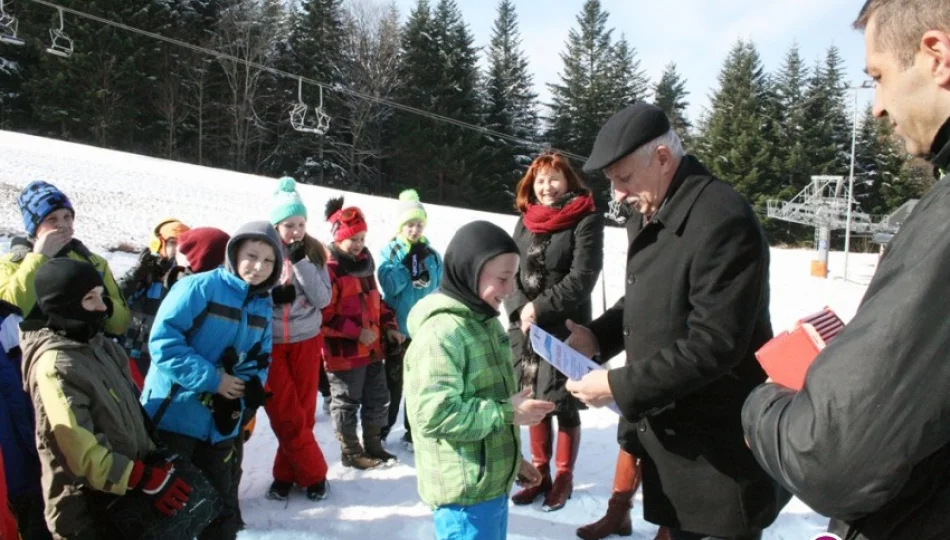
[306,480,328,501]
[511,417,553,505]
[543,424,580,512]
[575,449,640,540]
[363,424,398,466]
[266,480,293,501]
[402,431,414,453]
[337,432,383,470]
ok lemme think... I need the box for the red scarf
[522,194,596,234]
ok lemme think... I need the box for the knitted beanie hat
[149,218,190,255]
[270,177,308,225]
[177,227,231,273]
[395,189,427,231]
[17,181,74,237]
[324,196,368,243]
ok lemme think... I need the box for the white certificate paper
[528,324,621,416]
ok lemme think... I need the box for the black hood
[439,221,520,318]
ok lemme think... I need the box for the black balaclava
[32,259,110,342]
[440,221,520,318]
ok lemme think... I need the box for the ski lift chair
[0,0,24,46]
[289,79,331,135]
[46,8,73,58]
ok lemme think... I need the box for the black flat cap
[583,103,671,173]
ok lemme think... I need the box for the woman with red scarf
[504,152,603,512]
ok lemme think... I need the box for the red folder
[754,307,844,390]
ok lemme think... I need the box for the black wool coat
[588,155,787,536]
[504,209,604,412]
[743,161,950,540]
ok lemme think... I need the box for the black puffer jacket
[504,199,604,412]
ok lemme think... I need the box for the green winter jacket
[404,293,521,509]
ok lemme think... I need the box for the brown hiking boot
[337,432,383,470]
[512,418,553,505]
[543,425,580,512]
[363,424,398,466]
[575,448,641,539]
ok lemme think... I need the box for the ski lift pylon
[289,78,331,135]
[0,0,25,46]
[46,7,73,58]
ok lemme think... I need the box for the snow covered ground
[0,130,881,539]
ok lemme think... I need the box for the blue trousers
[432,495,509,540]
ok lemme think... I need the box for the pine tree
[803,46,851,176]
[773,44,811,199]
[484,0,539,202]
[546,0,616,158]
[854,104,917,216]
[697,40,781,207]
[608,34,650,107]
[652,62,690,143]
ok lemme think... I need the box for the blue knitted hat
[17,181,74,237]
[270,177,308,225]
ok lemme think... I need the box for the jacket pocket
[477,439,487,484]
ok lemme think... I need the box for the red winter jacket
[320,246,396,373]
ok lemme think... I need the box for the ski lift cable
[25,0,586,162]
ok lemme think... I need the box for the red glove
[129,459,192,516]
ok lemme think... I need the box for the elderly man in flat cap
[565,103,787,540]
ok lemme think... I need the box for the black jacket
[504,208,604,411]
[589,155,786,536]
[742,127,950,540]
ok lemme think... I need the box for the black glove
[243,376,271,409]
[402,242,431,282]
[242,342,270,372]
[211,394,242,436]
[271,284,297,305]
[219,346,240,374]
[287,241,306,264]
[163,265,190,289]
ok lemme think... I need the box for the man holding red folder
[565,103,786,540]
[743,2,950,539]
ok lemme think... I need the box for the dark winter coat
[742,129,950,540]
[504,206,604,413]
[588,155,786,536]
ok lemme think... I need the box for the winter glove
[219,346,240,375]
[287,241,306,264]
[402,242,432,288]
[271,284,297,305]
[211,394,242,436]
[242,376,271,409]
[163,265,190,289]
[128,458,192,517]
[241,342,271,373]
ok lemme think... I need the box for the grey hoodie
[271,242,332,345]
[225,221,284,294]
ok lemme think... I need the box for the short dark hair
[855,0,950,68]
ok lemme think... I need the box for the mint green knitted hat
[270,177,308,225]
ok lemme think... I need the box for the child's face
[401,219,425,243]
[162,238,178,260]
[235,240,276,286]
[339,232,366,257]
[278,216,307,244]
[81,286,108,313]
[477,253,519,310]
[35,208,75,240]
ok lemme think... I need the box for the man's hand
[565,319,599,359]
[566,370,614,408]
[32,227,72,258]
[520,302,536,334]
[510,388,556,425]
[516,458,543,488]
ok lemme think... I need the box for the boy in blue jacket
[377,189,443,449]
[142,221,282,540]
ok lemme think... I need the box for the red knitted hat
[325,197,368,242]
[178,227,231,273]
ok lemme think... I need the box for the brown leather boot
[543,424,580,511]
[575,449,641,540]
[511,416,552,505]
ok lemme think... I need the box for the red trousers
[264,335,328,486]
[0,448,19,540]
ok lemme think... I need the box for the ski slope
[0,131,880,539]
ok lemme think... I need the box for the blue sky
[391,0,875,125]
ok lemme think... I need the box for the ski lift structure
[46,7,73,58]
[767,175,893,278]
[0,0,25,46]
[290,78,330,135]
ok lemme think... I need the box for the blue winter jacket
[0,301,42,499]
[378,236,443,337]
[142,222,282,444]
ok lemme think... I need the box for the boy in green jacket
[405,220,555,540]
